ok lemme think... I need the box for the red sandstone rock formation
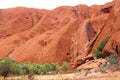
[0,0,119,68]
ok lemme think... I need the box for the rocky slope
[0,0,119,68]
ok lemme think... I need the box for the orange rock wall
[0,1,119,67]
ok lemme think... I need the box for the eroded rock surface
[0,0,119,68]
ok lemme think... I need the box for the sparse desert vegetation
[0,58,70,79]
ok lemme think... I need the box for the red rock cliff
[0,0,119,67]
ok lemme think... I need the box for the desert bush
[99,54,119,73]
[94,50,102,58]
[0,58,11,77]
[62,62,69,70]
[0,57,69,76]
[32,63,41,74]
[106,54,118,64]
[50,62,59,71]
[40,63,51,74]
[0,58,22,77]
[14,64,23,75]
[94,36,110,58]
[22,62,41,74]
[97,36,110,51]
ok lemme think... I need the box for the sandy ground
[2,71,120,80]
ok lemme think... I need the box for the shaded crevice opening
[101,6,112,14]
[29,12,34,27]
[86,21,96,42]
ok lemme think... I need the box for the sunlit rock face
[1,1,119,68]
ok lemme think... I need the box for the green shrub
[22,63,31,74]
[62,62,69,70]
[94,50,102,58]
[106,54,118,64]
[97,36,110,51]
[40,63,51,73]
[0,58,10,77]
[14,64,23,75]
[39,62,60,74]
[22,62,41,74]
[0,58,22,77]
[0,57,69,76]
[50,62,59,71]
[94,36,110,58]
[32,63,41,74]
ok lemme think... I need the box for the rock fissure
[29,12,34,27]
[6,49,15,57]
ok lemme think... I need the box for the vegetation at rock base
[0,58,22,77]
[22,62,41,75]
[106,54,119,64]
[62,62,69,70]
[94,50,102,58]
[94,36,110,58]
[99,54,119,73]
[0,57,69,77]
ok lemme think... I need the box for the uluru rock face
[0,7,49,37]
[0,0,119,67]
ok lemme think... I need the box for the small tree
[0,59,10,77]
[0,58,20,77]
